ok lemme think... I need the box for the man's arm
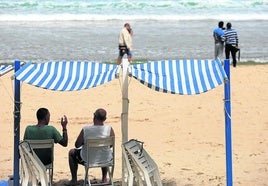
[110,127,115,137]
[58,115,68,147]
[75,129,84,148]
[123,29,132,50]
[235,31,239,46]
[58,129,68,147]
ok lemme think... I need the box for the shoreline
[1,60,268,65]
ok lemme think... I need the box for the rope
[0,78,14,103]
[224,106,231,119]
[223,99,231,119]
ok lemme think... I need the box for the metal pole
[224,59,233,186]
[13,60,21,186]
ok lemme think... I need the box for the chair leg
[51,168,53,186]
[108,168,114,186]
[154,171,162,186]
[84,167,90,186]
[49,168,53,186]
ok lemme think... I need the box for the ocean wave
[0,0,267,21]
[0,13,267,21]
[1,0,267,10]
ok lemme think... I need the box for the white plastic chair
[24,139,54,186]
[122,144,134,186]
[20,145,30,186]
[83,136,115,186]
[19,141,48,186]
[122,139,162,186]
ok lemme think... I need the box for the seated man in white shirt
[68,108,115,185]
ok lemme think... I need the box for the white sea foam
[0,0,267,21]
[0,13,267,21]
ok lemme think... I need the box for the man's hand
[61,115,68,129]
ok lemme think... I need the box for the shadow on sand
[54,178,177,186]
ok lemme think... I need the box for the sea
[0,0,267,64]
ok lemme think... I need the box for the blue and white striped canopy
[130,58,227,95]
[14,61,118,91]
[0,64,14,76]
[14,59,227,94]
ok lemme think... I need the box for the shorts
[118,45,132,58]
[72,149,85,165]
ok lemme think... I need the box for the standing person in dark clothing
[223,22,239,67]
[213,21,225,59]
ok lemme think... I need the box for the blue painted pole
[13,60,21,186]
[224,59,233,186]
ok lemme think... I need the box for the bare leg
[68,149,78,185]
[128,56,132,63]
[101,167,108,183]
[117,57,122,65]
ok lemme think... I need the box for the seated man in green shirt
[23,107,68,165]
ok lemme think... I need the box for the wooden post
[121,59,129,185]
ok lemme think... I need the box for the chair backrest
[122,143,134,186]
[24,139,55,186]
[24,139,54,166]
[83,136,115,186]
[123,139,163,186]
[84,136,115,167]
[19,141,48,186]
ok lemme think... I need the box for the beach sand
[0,64,267,185]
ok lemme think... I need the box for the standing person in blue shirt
[213,21,225,59]
[223,22,239,67]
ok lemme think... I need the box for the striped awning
[130,58,227,95]
[0,64,14,76]
[14,59,227,94]
[14,61,118,91]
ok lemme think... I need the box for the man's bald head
[94,108,107,121]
